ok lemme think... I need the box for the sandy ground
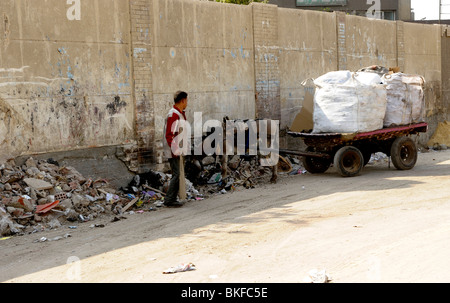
[1,149,450,283]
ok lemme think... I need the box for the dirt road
[1,149,450,283]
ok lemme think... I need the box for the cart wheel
[390,137,417,170]
[334,146,364,177]
[360,149,372,167]
[302,148,331,174]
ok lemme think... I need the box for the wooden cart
[281,122,428,177]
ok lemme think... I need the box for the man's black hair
[174,91,188,104]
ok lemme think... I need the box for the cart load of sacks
[312,70,425,134]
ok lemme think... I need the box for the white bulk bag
[312,71,387,134]
[381,73,425,127]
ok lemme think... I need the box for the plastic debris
[35,201,60,214]
[89,223,105,228]
[34,233,71,243]
[304,269,332,283]
[369,152,389,164]
[163,263,196,274]
[207,173,222,184]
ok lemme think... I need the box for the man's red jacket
[163,106,187,159]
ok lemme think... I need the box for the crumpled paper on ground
[163,263,196,274]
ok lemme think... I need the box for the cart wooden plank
[288,122,428,143]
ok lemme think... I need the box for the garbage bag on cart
[312,71,387,134]
[381,73,425,127]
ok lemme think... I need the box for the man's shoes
[164,200,185,208]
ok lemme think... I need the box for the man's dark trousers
[165,157,180,203]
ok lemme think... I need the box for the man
[163,91,188,207]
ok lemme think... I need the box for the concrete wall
[277,8,337,129]
[344,16,398,70]
[150,0,256,161]
[0,0,447,171]
[442,26,450,122]
[402,22,443,142]
[0,0,134,162]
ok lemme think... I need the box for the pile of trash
[184,155,272,194]
[0,154,305,237]
[0,157,142,237]
[182,154,305,195]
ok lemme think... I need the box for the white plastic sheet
[312,71,387,134]
[382,73,425,127]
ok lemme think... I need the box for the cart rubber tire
[390,137,417,170]
[302,148,331,174]
[334,146,364,177]
[360,149,372,167]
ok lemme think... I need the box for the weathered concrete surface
[403,22,443,144]
[344,16,398,71]
[0,0,447,167]
[441,26,450,122]
[0,0,134,162]
[278,8,337,130]
[150,0,256,166]
[15,146,135,189]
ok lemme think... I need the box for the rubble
[0,153,306,237]
[0,157,144,237]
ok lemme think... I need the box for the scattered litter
[163,263,196,274]
[0,152,304,238]
[369,152,388,164]
[208,173,222,184]
[36,237,47,242]
[89,224,105,228]
[304,269,332,283]
[78,214,87,222]
[289,166,307,176]
[144,191,156,197]
[34,233,71,243]
[122,197,139,213]
[154,201,164,207]
[85,195,96,202]
[111,216,127,222]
